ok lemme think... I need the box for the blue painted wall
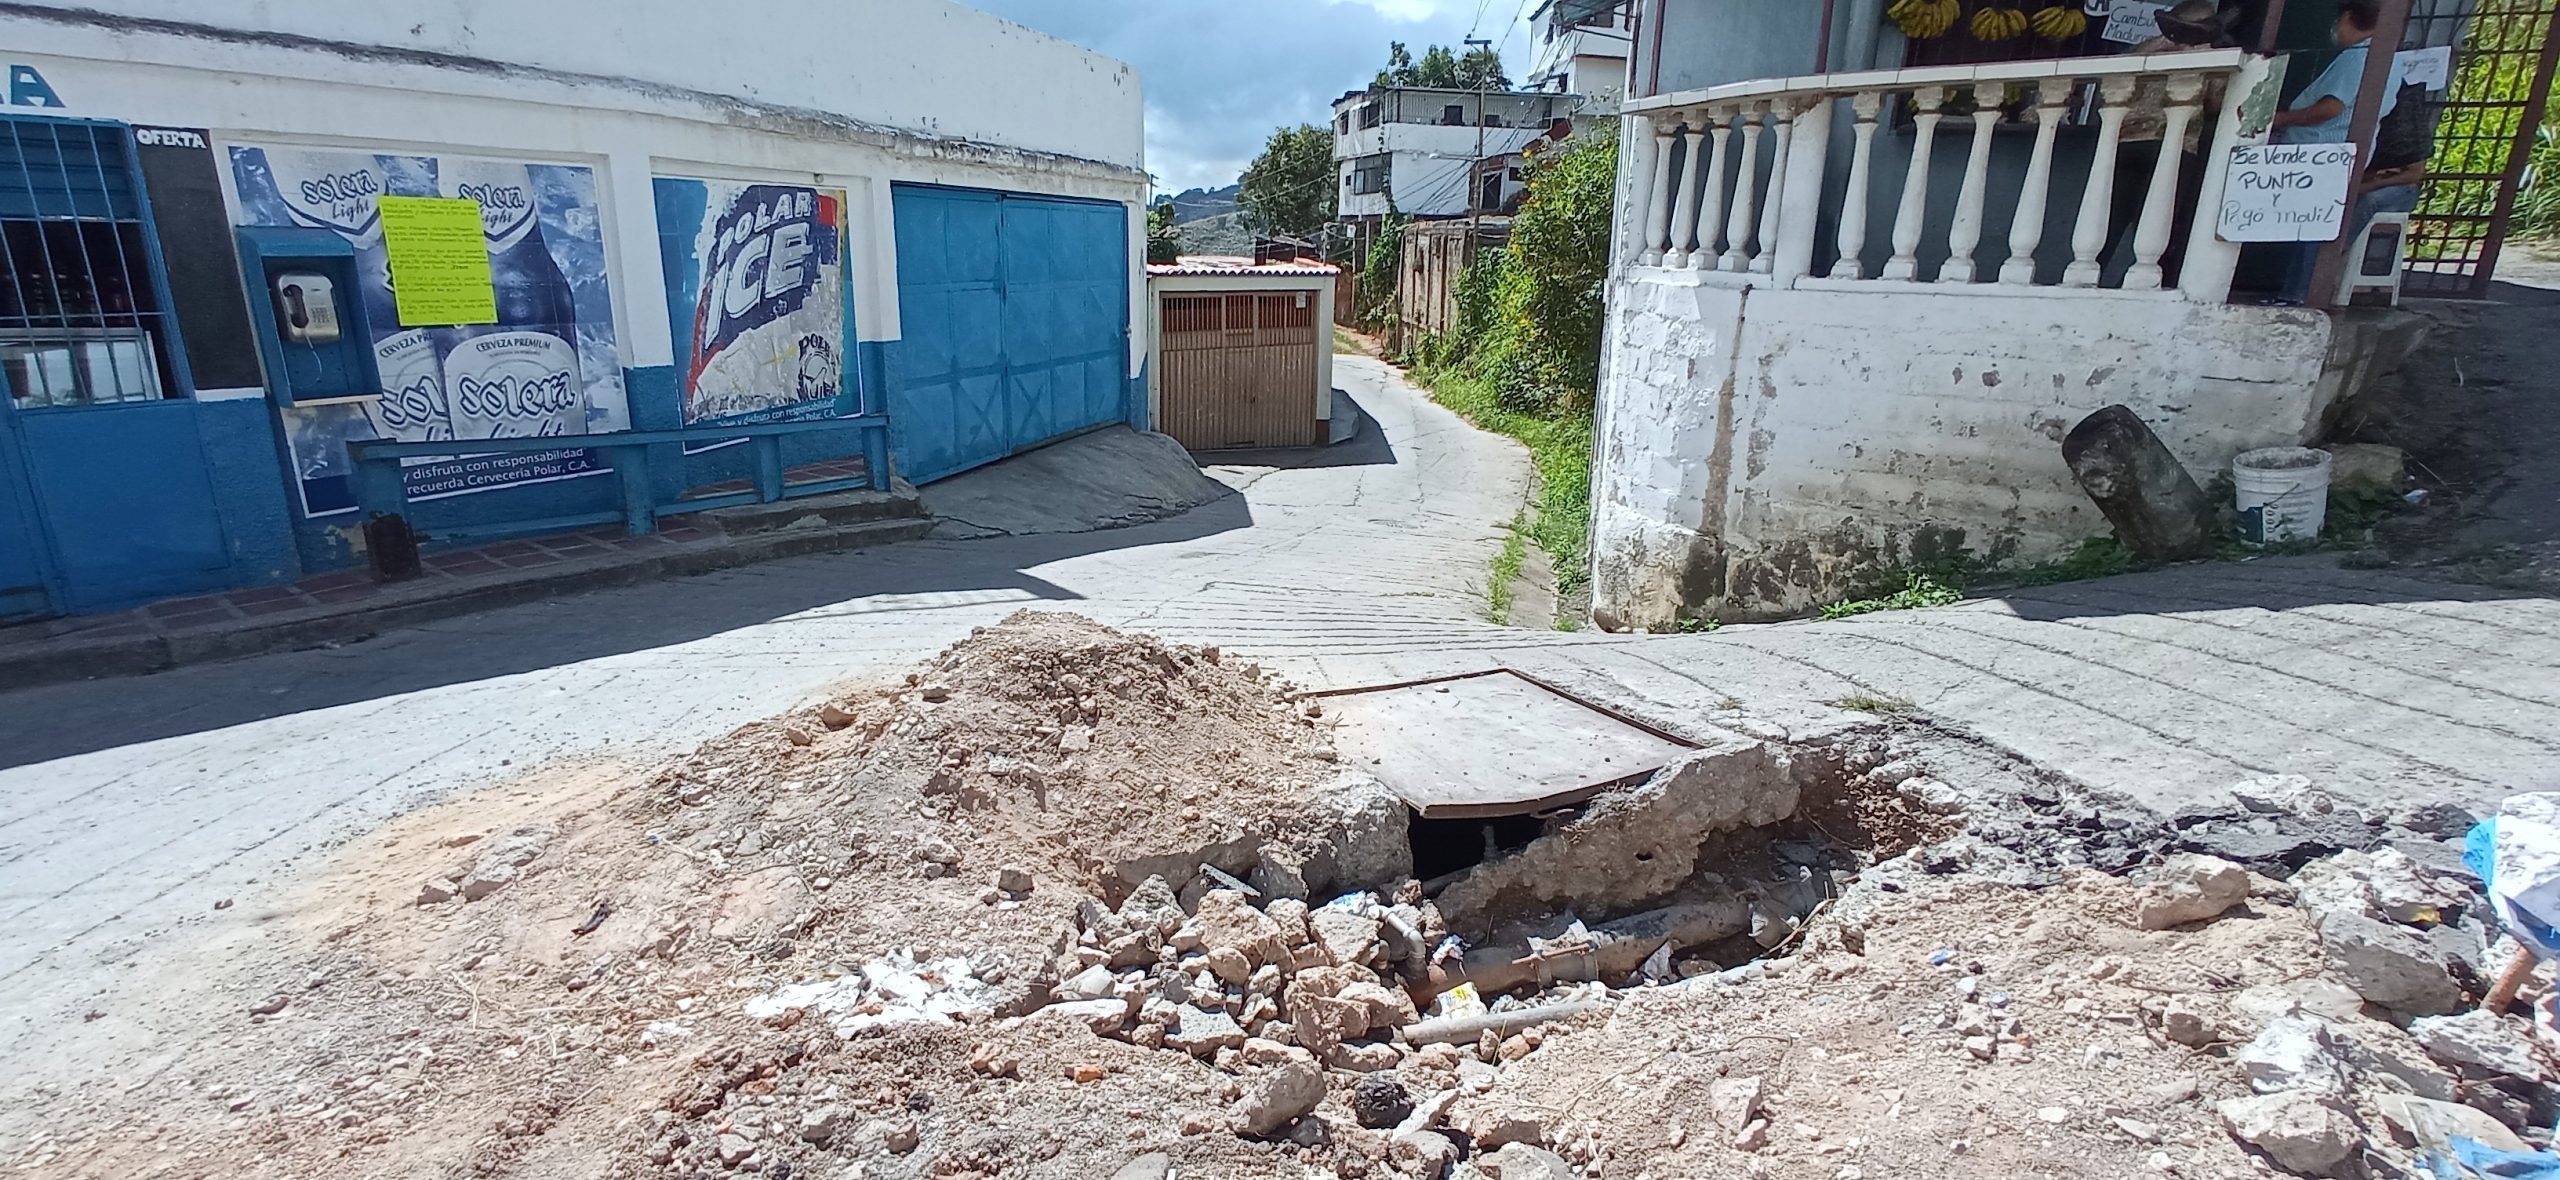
[194,398,299,587]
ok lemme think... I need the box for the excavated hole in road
[1095,732,1957,1004]
[1390,741,1955,997]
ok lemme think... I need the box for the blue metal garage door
[889,185,1129,483]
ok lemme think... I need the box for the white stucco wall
[25,0,1143,170]
[1592,272,2341,628]
[0,8,1149,378]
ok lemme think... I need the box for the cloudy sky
[963,0,1538,194]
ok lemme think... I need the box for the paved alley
[4,356,2558,1100]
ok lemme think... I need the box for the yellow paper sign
[378,195,498,327]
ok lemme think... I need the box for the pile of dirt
[23,613,2547,1180]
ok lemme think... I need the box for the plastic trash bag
[2430,1136,2560,1179]
[2466,794,2560,959]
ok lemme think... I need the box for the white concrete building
[0,0,1149,618]
[1332,89,1579,222]
[1589,10,2423,630]
[1526,0,1635,110]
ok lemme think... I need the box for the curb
[0,517,934,692]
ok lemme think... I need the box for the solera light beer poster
[653,178,851,427]
[228,145,629,516]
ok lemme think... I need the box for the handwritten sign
[2218,144,2357,242]
[2397,46,2452,90]
[378,195,498,326]
[2102,0,2173,43]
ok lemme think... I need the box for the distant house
[1331,87,1579,248]
[1525,0,1636,110]
[0,0,1148,621]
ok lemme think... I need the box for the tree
[1374,42,1415,88]
[1146,201,1180,265]
[1413,45,1461,88]
[1376,42,1505,90]
[1237,124,1337,241]
[1456,47,1511,91]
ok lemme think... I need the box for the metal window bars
[2402,0,2560,297]
[0,118,175,408]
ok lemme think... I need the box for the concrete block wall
[1591,273,2341,629]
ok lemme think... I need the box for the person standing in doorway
[2269,0,2408,303]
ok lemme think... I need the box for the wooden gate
[2405,0,2560,296]
[1157,291,1323,450]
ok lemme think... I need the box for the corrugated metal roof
[1148,256,1341,277]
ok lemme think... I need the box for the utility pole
[1466,35,1494,230]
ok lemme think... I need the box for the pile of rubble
[24,612,2559,1180]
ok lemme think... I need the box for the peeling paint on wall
[1593,274,2346,628]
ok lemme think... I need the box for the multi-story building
[1525,0,1636,109]
[1331,87,1579,233]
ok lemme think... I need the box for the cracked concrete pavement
[3,354,2557,1088]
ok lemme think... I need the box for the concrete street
[4,355,2557,1080]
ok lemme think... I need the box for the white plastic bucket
[2233,447,2333,545]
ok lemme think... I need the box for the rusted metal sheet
[1158,291,1325,450]
[1310,669,1697,820]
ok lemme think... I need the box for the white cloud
[962,0,1536,194]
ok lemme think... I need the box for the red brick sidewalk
[3,520,718,648]
[0,472,923,688]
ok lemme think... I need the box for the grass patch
[2014,538,2139,587]
[1819,571,1964,620]
[1332,326,1364,355]
[1411,365,1592,598]
[1486,513,1528,624]
[1830,693,1914,715]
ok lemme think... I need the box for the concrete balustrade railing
[1619,49,2269,303]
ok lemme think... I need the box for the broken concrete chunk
[1311,907,1383,968]
[2229,979,2366,1029]
[1041,999,1133,1037]
[1205,946,1253,986]
[2216,1091,2359,1176]
[1337,981,1419,1030]
[2230,774,2339,818]
[1056,964,1117,1002]
[1708,1075,1765,1135]
[1194,890,1288,966]
[2373,1092,2529,1156]
[2236,1017,2351,1096]
[2325,1017,2459,1102]
[1479,1143,1575,1180]
[1119,875,1186,937]
[2409,1009,2543,1079]
[1464,1105,1545,1152]
[1231,1059,1324,1138]
[2159,996,2220,1048]
[1165,1005,1248,1057]
[1288,993,1369,1058]
[457,862,519,902]
[2135,854,2251,930]
[2318,911,2464,1016]
[1894,775,1967,815]
[417,878,459,906]
[1108,1153,1172,1180]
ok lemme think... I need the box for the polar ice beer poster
[653,178,851,427]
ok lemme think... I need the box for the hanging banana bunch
[1887,0,1963,39]
[1970,3,2031,41]
[2031,3,2091,40]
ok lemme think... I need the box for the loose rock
[1232,1059,1324,1138]
[2317,911,2464,1016]
[2409,1008,2543,1079]
[2135,854,2251,930]
[2216,1091,2359,1176]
